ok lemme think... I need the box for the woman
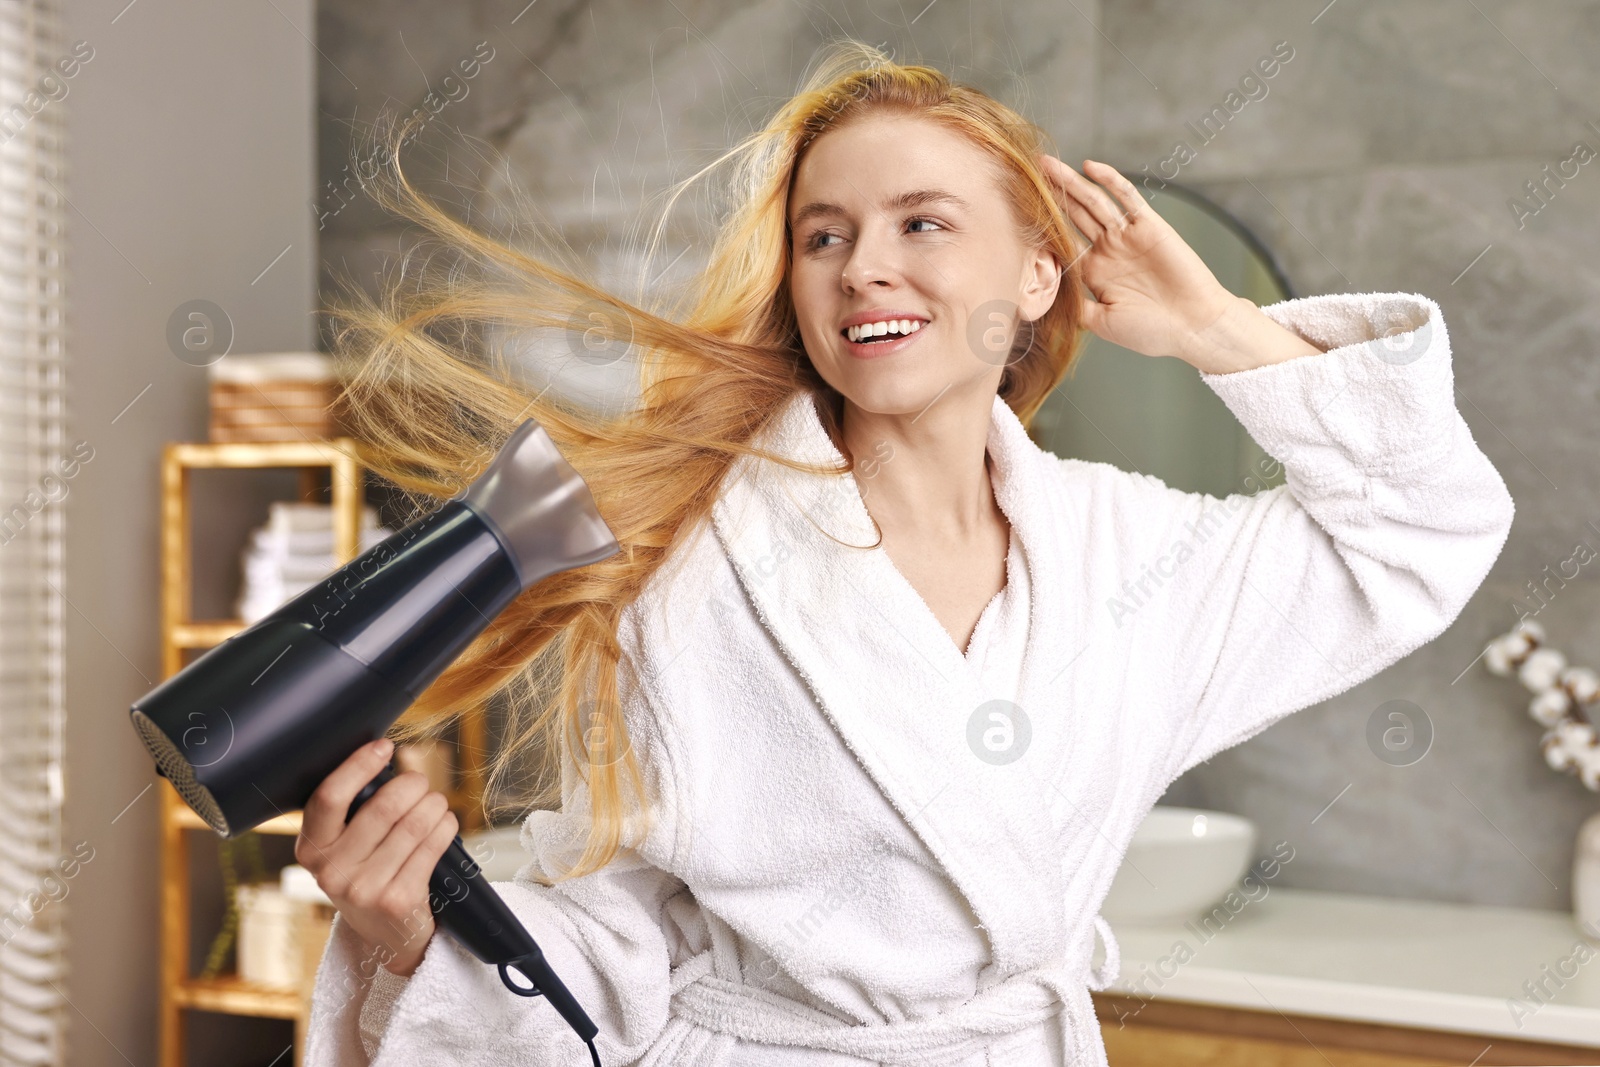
[300,40,1513,1067]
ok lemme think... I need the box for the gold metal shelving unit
[155,438,489,1067]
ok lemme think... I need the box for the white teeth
[847,319,923,342]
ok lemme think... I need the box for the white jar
[236,882,304,989]
[1576,811,1600,942]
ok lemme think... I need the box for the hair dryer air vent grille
[132,710,230,835]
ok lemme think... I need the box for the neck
[839,390,1001,544]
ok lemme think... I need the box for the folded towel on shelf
[267,500,379,533]
[236,504,393,624]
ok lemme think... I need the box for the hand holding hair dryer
[129,420,619,1065]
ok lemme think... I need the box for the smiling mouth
[840,321,928,344]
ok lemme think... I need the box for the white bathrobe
[303,290,1514,1067]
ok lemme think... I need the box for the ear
[1019,245,1062,323]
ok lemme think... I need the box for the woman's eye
[806,217,943,251]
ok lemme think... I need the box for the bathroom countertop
[1091,886,1600,1047]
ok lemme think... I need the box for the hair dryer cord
[499,956,604,1067]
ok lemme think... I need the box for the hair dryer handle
[344,762,601,1045]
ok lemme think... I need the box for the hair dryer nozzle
[459,420,620,590]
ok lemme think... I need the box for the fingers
[298,772,436,907]
[299,738,395,852]
[1038,154,1141,237]
[335,770,434,868]
[359,788,454,892]
[1078,294,1106,336]
[1083,159,1147,222]
[393,808,460,903]
[1038,154,1101,241]
[1059,187,1106,244]
[379,813,458,974]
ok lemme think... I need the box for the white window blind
[0,0,68,1064]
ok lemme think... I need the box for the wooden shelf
[169,803,302,836]
[165,438,366,469]
[156,439,367,1067]
[173,975,301,1019]
[153,434,490,1067]
[171,619,247,649]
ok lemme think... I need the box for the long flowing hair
[322,38,1088,883]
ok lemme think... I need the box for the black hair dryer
[129,419,618,1063]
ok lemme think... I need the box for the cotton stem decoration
[1484,619,1600,791]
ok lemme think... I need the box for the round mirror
[1029,183,1294,498]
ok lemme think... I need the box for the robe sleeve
[302,632,695,1067]
[357,965,410,1058]
[1083,291,1514,785]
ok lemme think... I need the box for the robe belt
[638,915,1121,1067]
[1087,913,1121,992]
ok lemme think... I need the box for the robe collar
[711,389,1079,976]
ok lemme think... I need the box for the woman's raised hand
[294,738,459,978]
[1038,154,1246,366]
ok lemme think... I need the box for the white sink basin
[1101,806,1258,925]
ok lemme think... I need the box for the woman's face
[787,111,1061,419]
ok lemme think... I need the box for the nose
[840,225,901,293]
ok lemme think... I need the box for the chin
[823,373,953,419]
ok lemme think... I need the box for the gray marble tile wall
[316,0,1600,911]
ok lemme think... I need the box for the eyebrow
[789,188,971,229]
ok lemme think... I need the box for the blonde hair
[322,38,1088,883]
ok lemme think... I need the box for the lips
[840,319,928,359]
